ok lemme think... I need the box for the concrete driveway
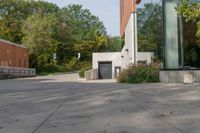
[0,73,200,133]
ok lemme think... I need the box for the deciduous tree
[22,13,58,67]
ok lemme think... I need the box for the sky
[45,0,120,36]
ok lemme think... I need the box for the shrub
[66,57,79,71]
[117,69,128,83]
[79,69,86,78]
[79,61,92,69]
[117,63,160,84]
[37,63,66,73]
[79,62,92,78]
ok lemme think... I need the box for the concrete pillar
[163,0,182,69]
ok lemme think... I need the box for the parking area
[0,73,200,133]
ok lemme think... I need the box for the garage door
[98,62,112,79]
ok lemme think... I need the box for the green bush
[79,69,86,78]
[66,57,79,71]
[37,63,66,73]
[117,68,128,83]
[78,62,92,78]
[117,64,160,84]
[79,61,92,69]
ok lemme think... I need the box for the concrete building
[0,39,29,68]
[92,0,154,79]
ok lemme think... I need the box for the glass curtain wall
[163,0,199,69]
[137,0,163,61]
[137,0,199,69]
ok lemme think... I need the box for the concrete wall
[121,13,137,68]
[0,39,29,68]
[85,69,98,80]
[93,52,122,79]
[160,70,200,83]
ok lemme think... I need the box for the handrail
[0,66,36,77]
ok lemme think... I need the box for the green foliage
[177,0,200,21]
[37,64,66,73]
[66,57,92,71]
[22,13,58,68]
[0,1,111,72]
[137,3,162,59]
[177,0,200,41]
[105,36,123,52]
[0,0,27,43]
[78,62,92,78]
[79,61,92,69]
[184,43,200,67]
[58,4,108,62]
[66,57,79,71]
[177,0,200,67]
[79,69,85,78]
[117,64,160,84]
[0,0,59,43]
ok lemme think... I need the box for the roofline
[0,39,28,49]
[120,0,141,37]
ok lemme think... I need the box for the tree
[22,13,58,68]
[177,0,200,42]
[137,3,162,58]
[56,4,107,61]
[105,36,123,52]
[177,0,200,67]
[0,0,59,43]
[0,0,29,43]
[0,1,109,71]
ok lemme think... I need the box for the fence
[0,66,36,79]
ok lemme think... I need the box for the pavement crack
[31,98,68,133]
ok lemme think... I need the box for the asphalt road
[0,73,200,133]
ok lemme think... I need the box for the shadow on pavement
[0,74,200,133]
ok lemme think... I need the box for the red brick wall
[120,0,141,37]
[0,40,29,68]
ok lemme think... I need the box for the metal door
[98,62,112,79]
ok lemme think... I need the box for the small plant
[117,63,160,84]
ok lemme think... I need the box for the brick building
[120,0,141,37]
[0,39,29,68]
